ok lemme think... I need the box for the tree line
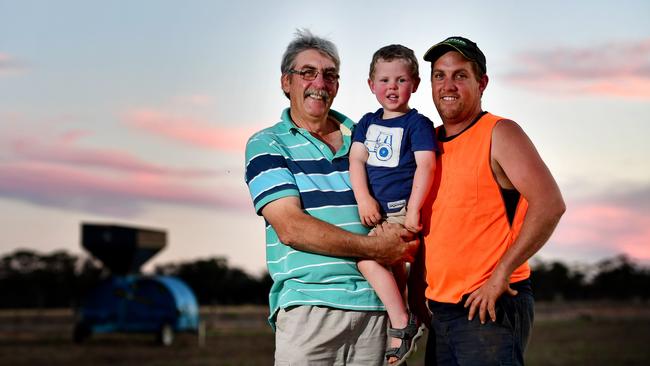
[0,249,648,309]
[530,254,650,301]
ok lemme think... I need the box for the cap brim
[423,43,470,63]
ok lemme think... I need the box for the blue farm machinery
[73,223,203,346]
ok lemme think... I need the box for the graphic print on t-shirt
[363,125,403,168]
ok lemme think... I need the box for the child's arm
[349,142,382,227]
[405,151,436,233]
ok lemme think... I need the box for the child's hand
[404,209,422,233]
[358,197,382,227]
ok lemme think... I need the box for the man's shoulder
[482,112,514,127]
[247,109,295,141]
[485,113,520,145]
[246,117,294,146]
[247,123,279,142]
[245,124,293,167]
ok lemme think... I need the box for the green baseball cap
[423,36,486,74]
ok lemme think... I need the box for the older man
[410,36,566,365]
[245,29,418,365]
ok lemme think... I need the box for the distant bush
[531,254,650,301]
[0,249,270,308]
[155,257,271,305]
[0,249,105,308]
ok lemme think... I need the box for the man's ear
[281,73,291,94]
[479,74,489,95]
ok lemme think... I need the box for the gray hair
[280,29,340,98]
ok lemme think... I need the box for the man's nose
[311,72,328,87]
[444,77,456,90]
[442,77,457,91]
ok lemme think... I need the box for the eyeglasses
[288,68,340,83]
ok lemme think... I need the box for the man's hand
[371,222,419,265]
[464,269,517,324]
[358,197,382,227]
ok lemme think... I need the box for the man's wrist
[493,262,512,283]
[358,234,378,260]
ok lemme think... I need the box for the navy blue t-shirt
[352,108,437,214]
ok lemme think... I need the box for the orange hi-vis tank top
[422,112,530,303]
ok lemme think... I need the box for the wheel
[73,322,91,343]
[157,323,174,346]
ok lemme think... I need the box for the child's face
[369,59,420,118]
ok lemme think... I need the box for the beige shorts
[274,305,388,366]
[369,207,407,235]
[385,207,407,226]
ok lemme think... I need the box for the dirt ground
[0,302,649,366]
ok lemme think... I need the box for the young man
[411,36,566,366]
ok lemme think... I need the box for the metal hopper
[75,223,202,346]
[81,223,166,275]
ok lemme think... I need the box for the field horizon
[0,301,648,365]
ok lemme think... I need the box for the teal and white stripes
[245,108,384,328]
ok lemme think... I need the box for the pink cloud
[503,38,650,99]
[0,53,27,77]
[580,78,650,99]
[124,108,259,152]
[59,129,92,144]
[0,113,251,216]
[9,133,219,178]
[552,191,650,263]
[0,161,250,216]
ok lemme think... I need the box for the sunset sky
[1,0,649,275]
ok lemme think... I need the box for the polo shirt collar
[279,107,354,158]
[279,108,354,133]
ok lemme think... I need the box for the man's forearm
[261,196,417,265]
[275,207,376,259]
[495,198,565,279]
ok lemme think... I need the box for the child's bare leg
[392,261,408,300]
[358,259,408,363]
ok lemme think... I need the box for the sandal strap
[385,347,401,358]
[387,313,419,339]
[384,313,423,363]
[387,327,414,339]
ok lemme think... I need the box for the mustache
[304,88,330,102]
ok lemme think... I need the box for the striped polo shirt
[245,108,384,328]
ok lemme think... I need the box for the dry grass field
[0,302,649,366]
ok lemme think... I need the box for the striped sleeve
[245,131,298,215]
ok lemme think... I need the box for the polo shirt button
[320,145,325,149]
